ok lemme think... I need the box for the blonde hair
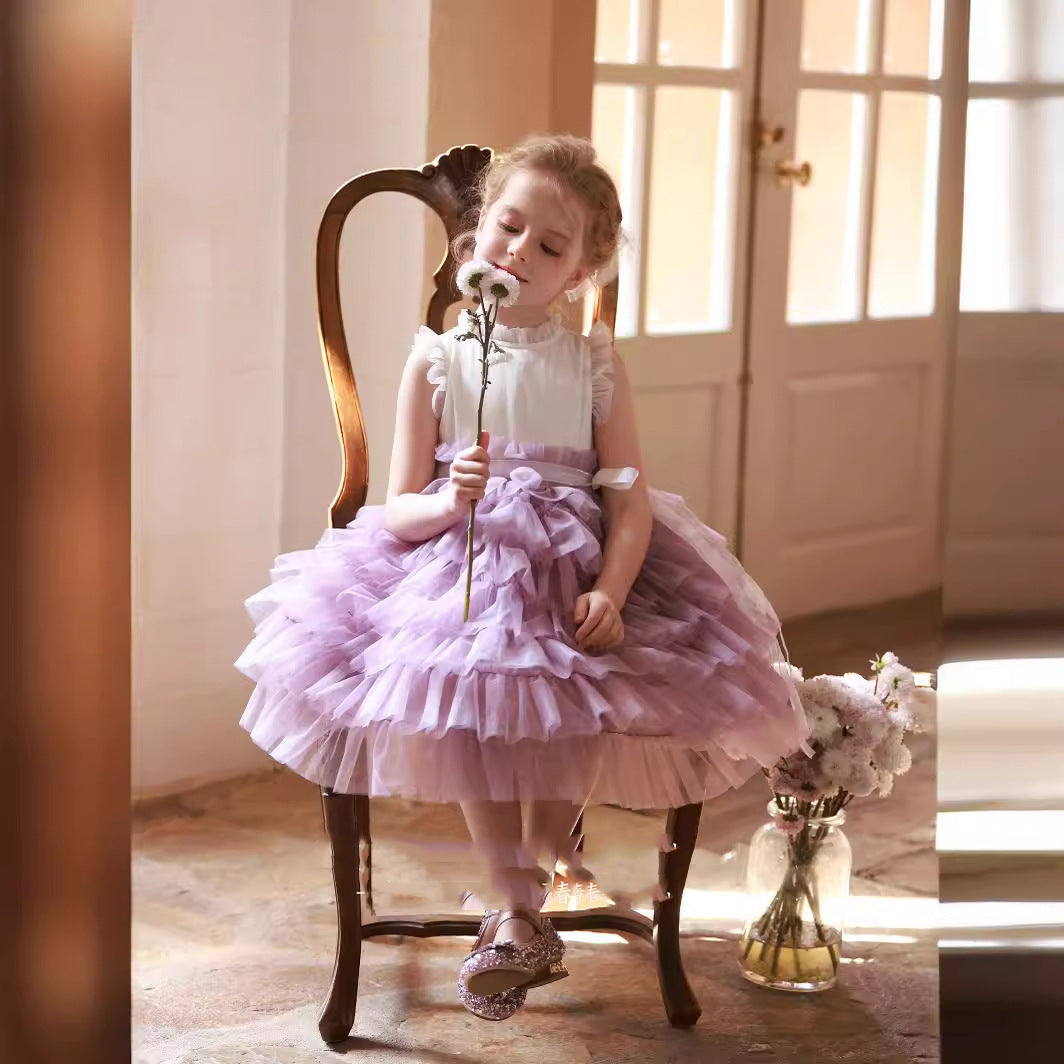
[452,134,623,281]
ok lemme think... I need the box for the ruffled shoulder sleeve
[588,321,618,426]
[410,326,450,419]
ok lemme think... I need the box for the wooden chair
[313,144,703,1045]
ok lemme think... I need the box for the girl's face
[473,168,589,314]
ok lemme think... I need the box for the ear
[566,264,590,289]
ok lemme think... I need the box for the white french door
[591,0,969,619]
[742,0,969,618]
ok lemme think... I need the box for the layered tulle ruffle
[236,441,809,807]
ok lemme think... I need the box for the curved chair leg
[317,790,365,1044]
[653,803,703,1028]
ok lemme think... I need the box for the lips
[494,263,527,284]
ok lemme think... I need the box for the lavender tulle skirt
[236,441,809,808]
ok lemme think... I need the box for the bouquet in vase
[739,652,935,991]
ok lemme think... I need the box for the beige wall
[943,315,1064,616]
[281,0,431,536]
[133,0,431,795]
[427,0,594,158]
[132,0,290,794]
[422,1,596,327]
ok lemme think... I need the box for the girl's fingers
[451,461,487,478]
[576,604,610,643]
[581,612,623,651]
[589,621,618,650]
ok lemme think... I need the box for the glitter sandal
[459,908,568,998]
[457,980,528,1022]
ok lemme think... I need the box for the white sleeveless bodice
[412,314,616,450]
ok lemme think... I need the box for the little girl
[236,134,809,1021]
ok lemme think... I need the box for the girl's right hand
[444,431,490,516]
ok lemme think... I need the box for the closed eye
[499,222,519,234]
[541,244,561,257]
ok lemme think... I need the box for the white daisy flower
[843,760,878,798]
[842,701,890,747]
[872,651,900,672]
[481,266,521,308]
[841,671,875,696]
[817,746,856,791]
[808,704,841,746]
[888,702,916,733]
[873,735,913,796]
[456,258,494,300]
[878,661,916,703]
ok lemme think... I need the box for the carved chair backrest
[315,144,619,529]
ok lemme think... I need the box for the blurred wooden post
[0,3,131,1061]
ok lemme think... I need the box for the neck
[496,303,553,328]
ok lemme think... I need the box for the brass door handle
[775,160,812,187]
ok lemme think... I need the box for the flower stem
[462,297,497,623]
[463,499,478,622]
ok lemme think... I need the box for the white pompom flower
[878,660,916,703]
[872,735,913,777]
[842,759,878,798]
[456,259,494,300]
[817,746,859,791]
[482,266,521,308]
[808,703,841,746]
[456,259,521,308]
[842,671,875,696]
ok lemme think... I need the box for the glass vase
[738,800,852,992]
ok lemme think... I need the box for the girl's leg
[525,798,615,911]
[523,800,582,869]
[460,801,544,944]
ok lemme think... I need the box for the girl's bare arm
[592,349,653,606]
[384,348,488,542]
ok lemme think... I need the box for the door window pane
[646,87,735,332]
[657,0,738,68]
[960,98,1064,311]
[868,93,941,318]
[595,0,639,63]
[801,0,874,73]
[787,91,867,324]
[969,0,1064,82]
[882,0,944,78]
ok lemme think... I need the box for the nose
[508,230,531,262]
